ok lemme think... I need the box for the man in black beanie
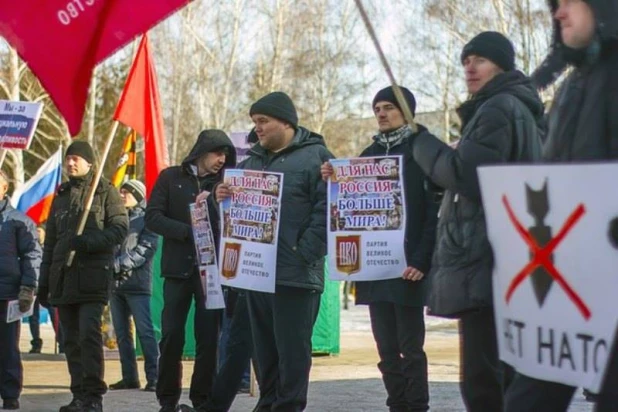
[404,31,545,411]
[321,85,438,412]
[215,91,334,411]
[505,1,618,411]
[38,140,128,412]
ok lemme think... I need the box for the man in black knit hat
[504,1,618,411]
[215,91,334,411]
[406,31,544,411]
[38,140,129,412]
[321,85,439,412]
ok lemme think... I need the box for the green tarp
[138,247,340,356]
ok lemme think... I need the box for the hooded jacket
[0,198,41,300]
[113,201,159,294]
[236,126,334,292]
[145,130,236,279]
[412,71,544,317]
[534,0,618,161]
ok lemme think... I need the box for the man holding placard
[146,130,236,412]
[503,0,618,410]
[0,169,41,410]
[215,91,334,411]
[321,86,438,412]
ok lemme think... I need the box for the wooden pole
[353,0,418,133]
[66,120,119,267]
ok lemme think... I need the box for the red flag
[0,0,189,136]
[114,35,168,198]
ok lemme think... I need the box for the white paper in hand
[6,299,34,323]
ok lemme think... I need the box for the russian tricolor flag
[12,148,62,225]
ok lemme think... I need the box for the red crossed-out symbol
[501,195,590,320]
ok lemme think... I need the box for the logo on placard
[502,181,590,318]
[222,242,241,279]
[336,235,360,275]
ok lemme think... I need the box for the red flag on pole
[114,35,168,198]
[0,0,189,136]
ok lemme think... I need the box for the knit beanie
[121,179,146,203]
[65,140,95,164]
[461,31,516,71]
[372,86,416,117]
[249,92,298,128]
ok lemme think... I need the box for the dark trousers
[504,337,618,412]
[459,308,510,412]
[58,302,106,402]
[29,297,64,352]
[369,303,428,412]
[205,292,252,412]
[157,271,220,408]
[247,286,321,412]
[110,292,159,385]
[0,301,22,401]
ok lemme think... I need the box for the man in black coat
[108,179,159,392]
[321,86,438,412]
[0,170,41,411]
[505,1,618,411]
[408,32,544,411]
[215,91,334,412]
[38,141,129,412]
[145,130,236,412]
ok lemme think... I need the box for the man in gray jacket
[215,91,334,412]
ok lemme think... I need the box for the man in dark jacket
[215,91,334,411]
[38,141,129,412]
[505,1,618,411]
[321,86,438,412]
[145,130,236,412]
[408,32,544,411]
[108,179,159,392]
[0,169,41,410]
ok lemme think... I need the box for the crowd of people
[0,1,616,411]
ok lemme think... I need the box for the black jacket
[535,0,618,161]
[145,130,236,279]
[39,173,129,305]
[354,135,439,307]
[0,198,41,300]
[113,202,159,295]
[237,127,334,292]
[412,71,544,317]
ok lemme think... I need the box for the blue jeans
[0,301,22,401]
[110,293,159,384]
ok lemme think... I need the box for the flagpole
[353,0,417,133]
[66,120,119,267]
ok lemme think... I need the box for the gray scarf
[373,124,413,154]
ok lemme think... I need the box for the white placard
[219,169,283,293]
[327,156,407,281]
[0,100,43,150]
[479,163,618,392]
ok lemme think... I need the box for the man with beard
[407,32,544,411]
[146,130,236,412]
[38,141,129,412]
[505,1,618,411]
[321,86,438,412]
